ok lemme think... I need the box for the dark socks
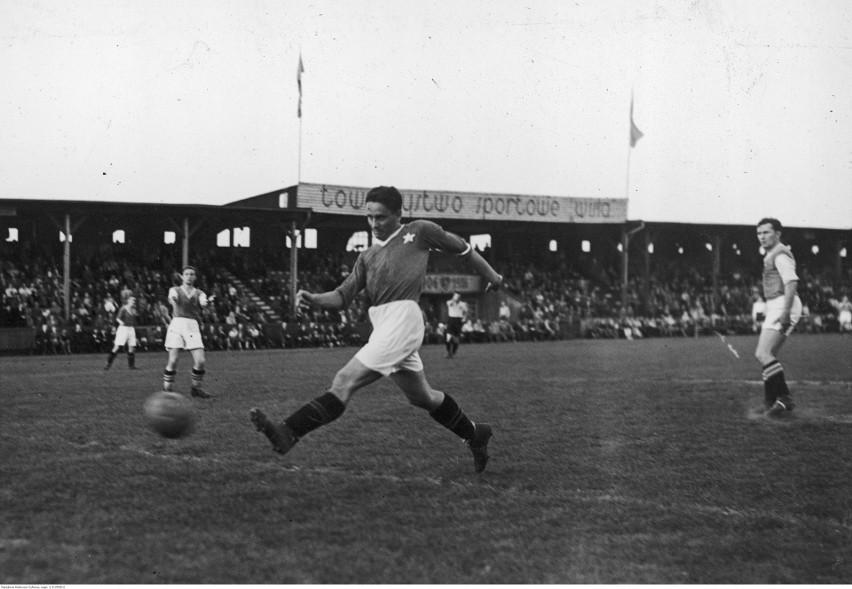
[430,393,476,440]
[284,392,347,439]
[762,360,790,406]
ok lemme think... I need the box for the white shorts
[355,300,424,376]
[840,310,852,326]
[113,325,137,348]
[165,317,204,350]
[762,295,803,335]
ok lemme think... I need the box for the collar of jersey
[373,224,406,247]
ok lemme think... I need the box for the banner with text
[422,274,482,294]
[295,183,626,224]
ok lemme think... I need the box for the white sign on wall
[297,183,627,224]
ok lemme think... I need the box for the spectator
[499,300,511,322]
[103,293,118,315]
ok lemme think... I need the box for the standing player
[445,292,468,358]
[163,266,214,398]
[755,218,802,416]
[250,186,503,473]
[835,295,852,334]
[104,296,139,370]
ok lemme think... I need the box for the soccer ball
[143,391,194,439]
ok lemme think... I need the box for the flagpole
[298,107,303,186]
[622,86,642,312]
[291,52,305,321]
[626,86,634,199]
[627,86,643,198]
[297,51,304,186]
[625,143,632,199]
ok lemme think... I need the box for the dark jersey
[169,286,206,323]
[336,220,469,307]
[116,305,137,327]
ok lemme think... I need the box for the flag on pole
[629,94,643,148]
[297,54,305,118]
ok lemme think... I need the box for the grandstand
[1,185,850,354]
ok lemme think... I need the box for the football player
[755,218,802,416]
[163,266,214,398]
[104,295,139,370]
[251,186,502,473]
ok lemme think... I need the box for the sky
[1,0,850,229]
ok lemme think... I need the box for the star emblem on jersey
[402,232,415,244]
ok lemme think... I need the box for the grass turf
[1,334,851,583]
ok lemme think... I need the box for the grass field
[1,334,851,583]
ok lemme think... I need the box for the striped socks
[163,368,176,391]
[191,367,205,389]
[762,360,789,408]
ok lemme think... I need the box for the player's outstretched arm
[464,248,503,292]
[199,292,215,307]
[297,289,345,311]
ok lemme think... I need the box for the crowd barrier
[0,314,842,355]
[0,328,33,353]
[0,323,376,354]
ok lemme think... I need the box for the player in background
[163,266,214,398]
[835,295,852,334]
[445,292,468,358]
[750,293,767,333]
[104,296,139,370]
[755,218,802,417]
[250,186,503,473]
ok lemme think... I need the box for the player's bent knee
[406,394,433,410]
[406,387,442,411]
[329,374,359,404]
[327,384,354,405]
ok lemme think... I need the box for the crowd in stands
[2,242,850,356]
[490,253,852,341]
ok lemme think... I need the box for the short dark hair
[366,186,403,214]
[757,218,782,232]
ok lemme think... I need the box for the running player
[755,218,802,416]
[104,295,139,370]
[250,186,503,473]
[163,266,214,398]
